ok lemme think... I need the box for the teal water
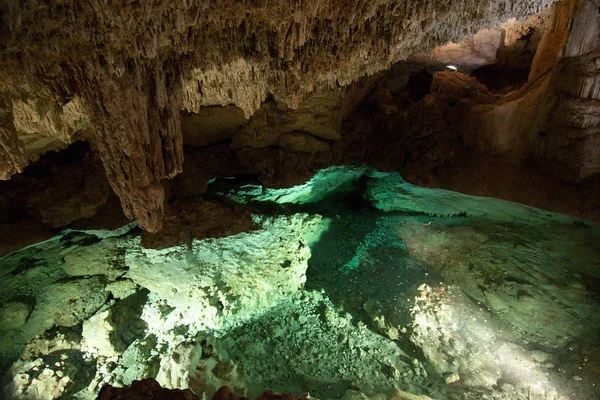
[1,167,599,400]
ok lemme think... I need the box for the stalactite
[0,0,555,230]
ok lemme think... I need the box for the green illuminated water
[1,167,599,400]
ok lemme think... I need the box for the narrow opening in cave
[1,2,599,400]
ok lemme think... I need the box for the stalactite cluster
[0,0,553,230]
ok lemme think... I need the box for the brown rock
[0,218,54,258]
[0,141,111,228]
[278,132,331,154]
[213,386,239,400]
[431,71,497,104]
[97,378,201,400]
[528,0,575,82]
[168,144,241,199]
[141,199,255,250]
[257,390,307,400]
[182,106,247,148]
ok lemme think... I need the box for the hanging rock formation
[0,0,554,231]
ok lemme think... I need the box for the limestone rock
[278,132,330,154]
[431,71,497,104]
[105,280,139,300]
[34,276,108,328]
[127,214,319,334]
[409,285,521,389]
[156,338,244,397]
[527,0,575,82]
[181,106,246,148]
[168,144,241,199]
[229,166,370,205]
[62,238,127,280]
[4,331,86,400]
[0,97,28,180]
[82,308,118,358]
[410,11,548,74]
[140,199,255,250]
[461,0,600,184]
[12,367,71,400]
[366,171,582,224]
[343,389,433,400]
[0,302,32,331]
[0,142,111,229]
[117,338,161,386]
[11,90,91,165]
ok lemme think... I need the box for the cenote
[1,166,599,400]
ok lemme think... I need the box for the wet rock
[0,302,32,331]
[34,277,108,328]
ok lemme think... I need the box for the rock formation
[2,167,599,399]
[0,0,557,231]
[1,3,600,399]
[0,0,596,255]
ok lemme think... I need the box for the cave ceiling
[0,0,599,245]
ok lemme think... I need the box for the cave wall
[330,0,600,223]
[462,0,600,183]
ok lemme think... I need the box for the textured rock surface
[409,10,549,74]
[0,302,31,331]
[0,142,110,228]
[127,214,319,334]
[460,0,600,183]
[140,199,255,249]
[3,3,596,246]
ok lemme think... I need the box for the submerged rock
[1,166,599,400]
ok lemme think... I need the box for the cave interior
[0,0,599,399]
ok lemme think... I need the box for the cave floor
[1,167,599,400]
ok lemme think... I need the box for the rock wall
[462,0,600,183]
